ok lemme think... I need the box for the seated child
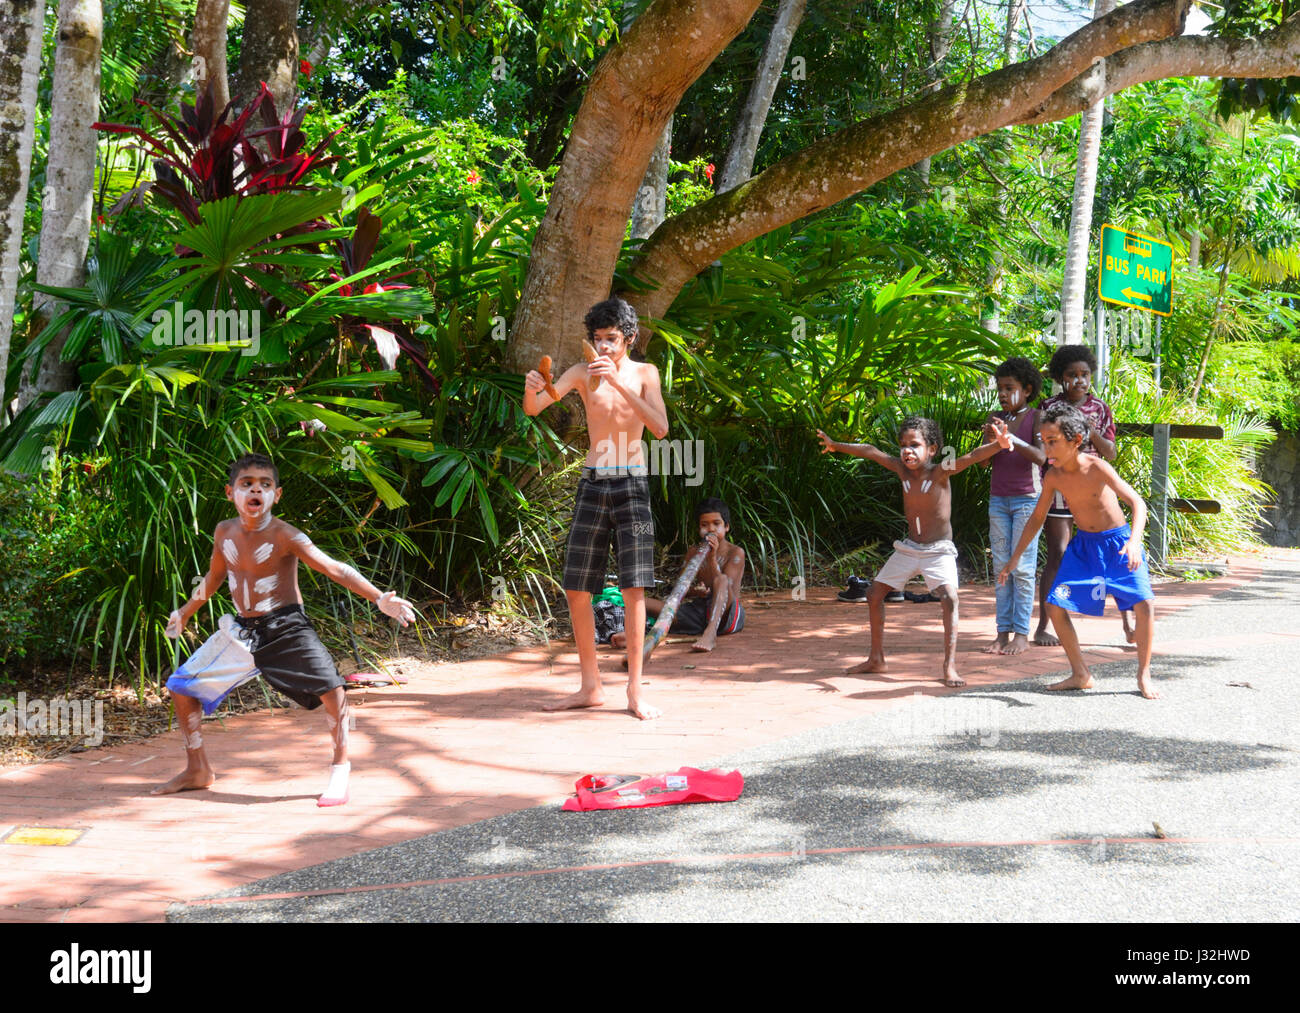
[818,416,1011,687]
[998,402,1158,699]
[613,497,747,653]
[157,453,416,806]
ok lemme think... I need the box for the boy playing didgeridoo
[818,416,1011,687]
[158,453,416,806]
[998,402,1158,699]
[523,298,669,719]
[612,496,747,654]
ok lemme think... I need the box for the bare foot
[151,767,214,795]
[543,688,606,712]
[1033,629,1060,647]
[627,694,662,720]
[1046,671,1094,691]
[982,633,1010,655]
[941,665,966,688]
[1137,670,1160,700]
[1004,633,1029,656]
[691,634,717,653]
[610,632,627,649]
[847,656,886,674]
[1123,619,1137,645]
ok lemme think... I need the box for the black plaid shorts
[562,469,656,594]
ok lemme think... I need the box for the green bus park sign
[1098,224,1173,316]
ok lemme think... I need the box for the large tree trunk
[629,0,1196,324]
[507,0,1300,363]
[1059,0,1116,347]
[913,0,958,188]
[630,124,672,241]
[231,0,300,114]
[191,0,231,112]
[15,0,102,415]
[716,0,806,193]
[505,0,762,373]
[0,0,48,425]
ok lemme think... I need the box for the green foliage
[1106,354,1278,558]
[1209,336,1300,429]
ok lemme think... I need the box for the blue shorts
[1046,524,1154,617]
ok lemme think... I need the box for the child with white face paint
[818,416,1011,687]
[158,452,416,807]
[979,357,1047,657]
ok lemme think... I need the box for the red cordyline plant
[95,80,343,224]
[327,207,438,390]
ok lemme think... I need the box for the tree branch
[631,0,1193,319]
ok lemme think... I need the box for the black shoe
[904,590,940,603]
[837,575,868,601]
[883,588,904,602]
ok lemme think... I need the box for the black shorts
[234,604,344,709]
[670,595,745,637]
[1046,490,1073,519]
[562,470,656,594]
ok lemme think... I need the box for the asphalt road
[171,557,1300,922]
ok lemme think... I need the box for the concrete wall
[1257,429,1300,547]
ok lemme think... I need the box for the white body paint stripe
[253,542,274,564]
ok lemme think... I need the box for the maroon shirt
[990,407,1041,497]
[1040,392,1116,476]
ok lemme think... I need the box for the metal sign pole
[1154,316,1162,387]
[1151,422,1171,569]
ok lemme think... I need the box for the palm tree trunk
[1059,0,1115,346]
[15,0,102,415]
[1189,223,1237,404]
[0,0,48,425]
[717,0,806,193]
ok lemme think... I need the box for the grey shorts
[562,469,656,594]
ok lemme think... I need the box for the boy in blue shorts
[998,403,1158,699]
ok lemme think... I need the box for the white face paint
[253,542,274,564]
[222,539,239,566]
[182,712,203,751]
[253,574,278,595]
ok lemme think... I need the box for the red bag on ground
[562,767,744,811]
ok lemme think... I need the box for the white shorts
[875,538,959,593]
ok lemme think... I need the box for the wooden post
[1150,422,1170,568]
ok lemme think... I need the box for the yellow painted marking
[3,826,86,846]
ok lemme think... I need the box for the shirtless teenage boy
[157,453,415,806]
[819,416,1010,687]
[998,402,1158,699]
[523,298,669,720]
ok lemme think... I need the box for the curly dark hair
[583,297,640,349]
[228,452,279,486]
[994,356,1044,403]
[695,497,731,527]
[1047,343,1097,382]
[898,415,942,451]
[1041,401,1090,443]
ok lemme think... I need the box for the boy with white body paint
[818,416,1011,687]
[157,453,415,806]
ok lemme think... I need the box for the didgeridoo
[642,541,710,664]
[581,342,601,390]
[538,355,561,400]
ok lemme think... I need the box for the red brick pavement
[0,555,1269,922]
